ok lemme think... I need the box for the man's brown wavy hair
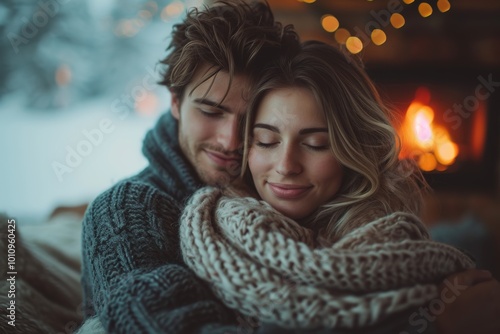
[158,0,298,103]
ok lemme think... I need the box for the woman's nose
[275,146,302,176]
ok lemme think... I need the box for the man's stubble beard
[177,130,239,186]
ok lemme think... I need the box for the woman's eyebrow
[254,123,279,133]
[254,124,328,135]
[299,128,328,135]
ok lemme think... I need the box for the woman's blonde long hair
[242,41,428,242]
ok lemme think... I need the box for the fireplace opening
[369,67,499,193]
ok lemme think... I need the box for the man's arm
[81,181,238,333]
[434,269,500,334]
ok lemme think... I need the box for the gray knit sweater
[80,112,439,334]
[81,112,241,333]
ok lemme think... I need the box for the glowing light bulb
[418,3,433,18]
[371,29,386,46]
[346,36,363,54]
[334,28,350,44]
[437,0,451,13]
[390,13,405,29]
[321,15,339,33]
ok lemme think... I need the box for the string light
[321,15,339,33]
[390,13,405,29]
[437,0,451,13]
[313,0,452,53]
[371,29,387,46]
[418,2,433,17]
[334,28,351,44]
[346,36,363,54]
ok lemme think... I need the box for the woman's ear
[171,92,180,120]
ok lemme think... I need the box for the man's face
[171,64,249,185]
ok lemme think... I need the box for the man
[80,1,499,333]
[80,1,300,333]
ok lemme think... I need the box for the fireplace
[369,66,500,193]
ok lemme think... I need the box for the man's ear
[171,92,180,120]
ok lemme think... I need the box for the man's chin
[199,170,235,186]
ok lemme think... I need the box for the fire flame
[398,93,459,172]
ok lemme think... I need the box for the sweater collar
[142,111,203,200]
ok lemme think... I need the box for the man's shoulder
[86,172,184,220]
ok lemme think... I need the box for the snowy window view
[1,0,203,221]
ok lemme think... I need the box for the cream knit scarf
[179,187,475,329]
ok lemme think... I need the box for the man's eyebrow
[194,98,230,112]
[254,123,328,135]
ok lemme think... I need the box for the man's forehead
[189,65,250,112]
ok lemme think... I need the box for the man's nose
[218,117,241,153]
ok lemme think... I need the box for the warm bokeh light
[390,13,405,29]
[135,92,159,116]
[55,64,72,86]
[419,152,437,171]
[161,1,185,21]
[346,36,363,54]
[436,142,458,165]
[414,86,431,105]
[471,105,487,160]
[371,29,387,46]
[321,15,340,33]
[138,10,153,20]
[418,3,433,18]
[413,105,435,149]
[301,0,317,3]
[334,28,350,44]
[398,89,459,172]
[437,0,451,13]
[115,19,139,37]
[403,0,414,4]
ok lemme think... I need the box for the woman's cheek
[248,148,268,176]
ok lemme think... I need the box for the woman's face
[248,87,344,220]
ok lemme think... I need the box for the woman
[179,41,476,330]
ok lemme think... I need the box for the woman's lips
[267,182,312,199]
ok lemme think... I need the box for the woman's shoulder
[335,211,431,247]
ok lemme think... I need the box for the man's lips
[267,182,313,199]
[204,150,241,168]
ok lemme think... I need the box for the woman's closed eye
[304,143,329,151]
[254,141,278,148]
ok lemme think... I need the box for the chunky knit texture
[81,112,444,334]
[81,112,242,334]
[180,187,475,329]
